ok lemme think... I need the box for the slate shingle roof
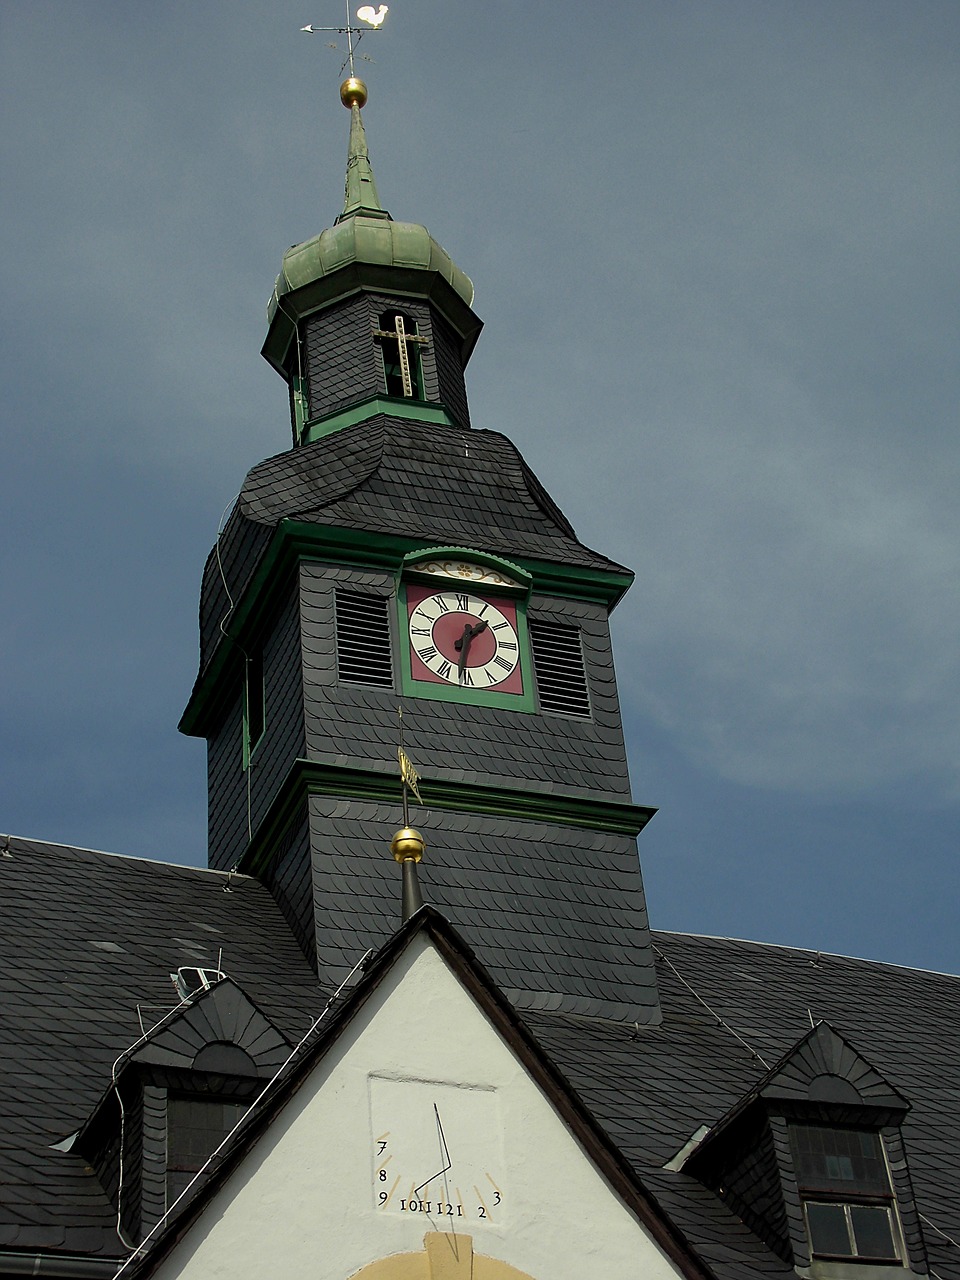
[197,417,629,676]
[2,839,958,1278]
[527,932,960,1280]
[0,836,321,1261]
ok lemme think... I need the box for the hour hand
[413,1104,452,1195]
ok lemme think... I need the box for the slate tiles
[197,415,629,681]
[0,837,320,1257]
[4,836,958,1276]
[527,931,960,1279]
[304,796,660,1024]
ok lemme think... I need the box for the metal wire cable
[652,943,771,1069]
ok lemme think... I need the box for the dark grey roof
[2,839,959,1278]
[528,931,960,1280]
[300,794,660,1024]
[0,836,320,1262]
[197,417,629,675]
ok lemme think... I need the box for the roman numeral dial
[406,587,523,693]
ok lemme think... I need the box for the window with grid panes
[790,1124,901,1263]
[166,1095,249,1207]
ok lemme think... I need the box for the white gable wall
[147,934,685,1280]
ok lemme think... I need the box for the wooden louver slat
[335,591,394,687]
[530,621,591,718]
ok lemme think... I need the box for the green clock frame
[397,548,537,713]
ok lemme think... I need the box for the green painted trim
[302,396,454,444]
[396,579,538,713]
[180,520,633,737]
[399,546,532,593]
[239,759,656,876]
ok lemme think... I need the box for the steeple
[260,77,481,443]
[336,78,389,222]
[183,51,662,1029]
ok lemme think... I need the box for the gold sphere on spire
[340,77,368,109]
[391,828,425,864]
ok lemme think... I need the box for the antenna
[301,3,388,79]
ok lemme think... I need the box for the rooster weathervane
[301,3,389,79]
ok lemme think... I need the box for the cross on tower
[374,314,429,398]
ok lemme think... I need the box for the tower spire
[336,77,390,222]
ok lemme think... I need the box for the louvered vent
[530,621,591,718]
[335,591,394,687]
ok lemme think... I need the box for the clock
[397,550,535,711]
[369,1076,506,1227]
[404,584,524,696]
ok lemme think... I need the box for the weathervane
[301,3,388,79]
[393,706,426,922]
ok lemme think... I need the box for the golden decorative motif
[340,76,369,108]
[417,560,521,589]
[391,827,425,864]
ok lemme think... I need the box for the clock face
[405,585,524,695]
[369,1076,505,1227]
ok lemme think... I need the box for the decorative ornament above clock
[398,549,535,712]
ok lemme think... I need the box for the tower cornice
[179,518,634,738]
[236,759,657,879]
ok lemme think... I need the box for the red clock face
[406,584,524,694]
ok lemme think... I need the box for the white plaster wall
[148,935,684,1280]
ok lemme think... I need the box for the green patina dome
[268,213,474,320]
[263,93,476,374]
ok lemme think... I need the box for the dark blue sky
[2,1,958,973]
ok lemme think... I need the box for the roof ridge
[3,834,251,879]
[652,928,960,982]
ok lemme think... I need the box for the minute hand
[454,619,488,675]
[413,1104,453,1195]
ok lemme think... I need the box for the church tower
[180,76,661,1027]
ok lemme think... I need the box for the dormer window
[167,1095,249,1207]
[682,1022,924,1274]
[375,310,426,399]
[791,1124,901,1264]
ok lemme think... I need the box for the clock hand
[454,623,473,676]
[412,1103,453,1196]
[455,619,490,676]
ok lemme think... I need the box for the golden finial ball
[340,77,368,109]
[391,828,425,864]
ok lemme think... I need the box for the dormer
[684,1022,928,1278]
[74,976,291,1245]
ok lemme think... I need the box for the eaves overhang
[235,758,656,878]
[179,519,635,738]
[262,258,483,378]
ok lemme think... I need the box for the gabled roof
[120,907,713,1280]
[2,838,959,1279]
[527,931,960,1280]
